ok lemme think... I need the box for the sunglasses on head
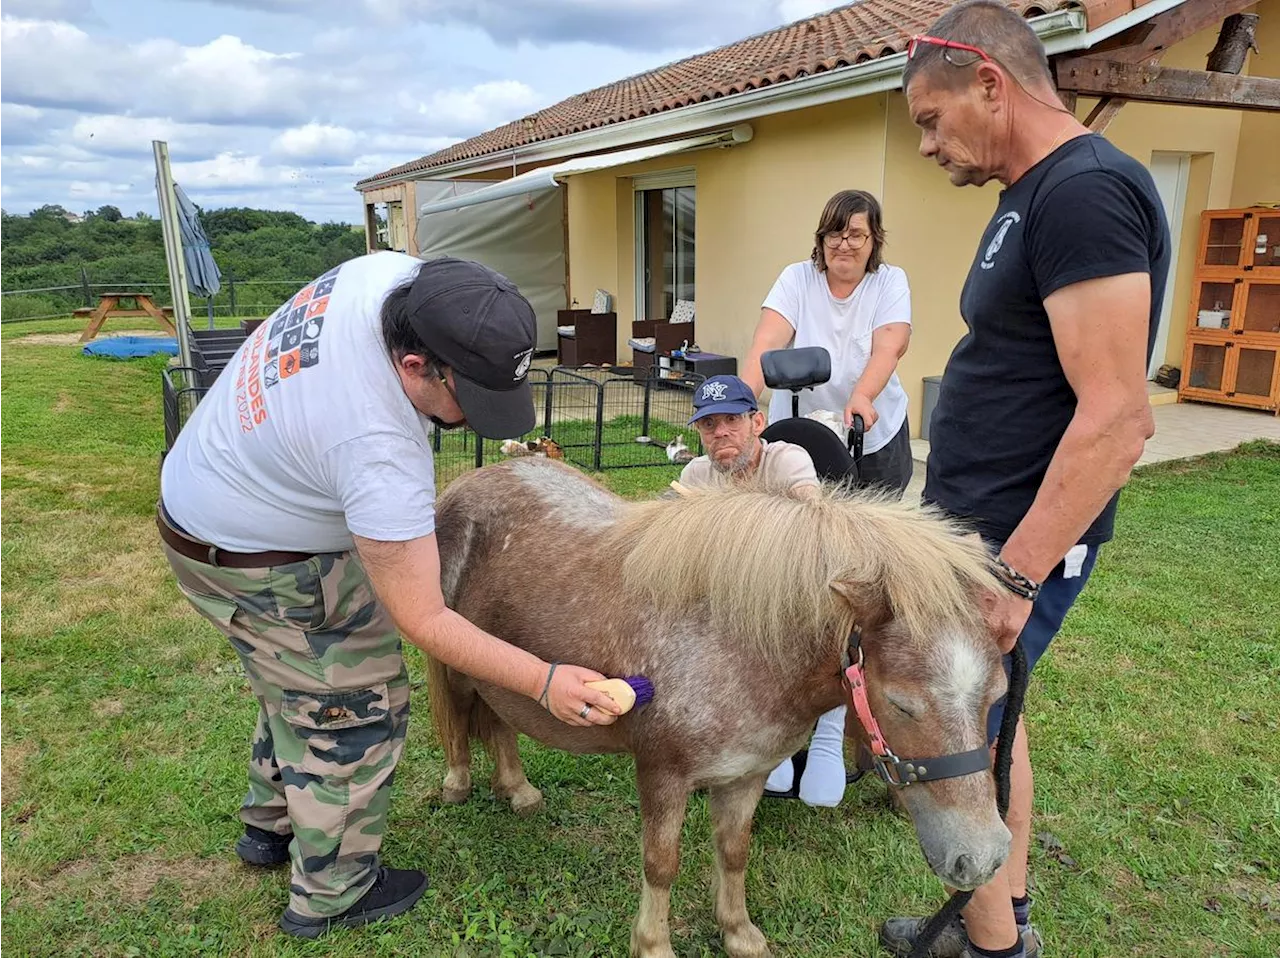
[906,34,994,64]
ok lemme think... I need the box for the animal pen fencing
[415,365,709,485]
[162,359,707,484]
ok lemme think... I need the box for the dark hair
[901,0,1053,93]
[811,190,886,273]
[381,267,443,376]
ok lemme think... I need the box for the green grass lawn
[3,319,1278,957]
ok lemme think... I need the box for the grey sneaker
[879,915,1042,957]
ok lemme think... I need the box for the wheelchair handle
[848,415,865,462]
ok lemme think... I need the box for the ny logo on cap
[700,381,728,401]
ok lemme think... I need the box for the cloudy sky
[2,0,843,224]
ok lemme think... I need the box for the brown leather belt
[155,503,314,569]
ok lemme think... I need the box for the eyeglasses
[906,34,994,66]
[822,230,870,250]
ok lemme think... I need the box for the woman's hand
[537,663,624,727]
[843,390,878,430]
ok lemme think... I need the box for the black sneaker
[879,915,1041,957]
[278,867,428,939]
[235,825,292,867]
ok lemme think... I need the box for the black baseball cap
[406,256,537,439]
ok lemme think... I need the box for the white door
[1148,152,1190,379]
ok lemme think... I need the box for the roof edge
[355,2,1183,191]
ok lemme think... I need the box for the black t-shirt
[923,134,1170,546]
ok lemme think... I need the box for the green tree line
[1,204,367,321]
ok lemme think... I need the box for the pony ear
[829,579,891,628]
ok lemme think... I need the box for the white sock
[764,756,794,793]
[799,705,848,808]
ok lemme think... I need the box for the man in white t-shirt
[743,189,914,495]
[157,252,622,939]
[678,376,851,807]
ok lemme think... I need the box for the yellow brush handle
[584,678,637,714]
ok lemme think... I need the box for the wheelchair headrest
[761,346,832,391]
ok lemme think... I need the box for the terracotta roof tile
[358,0,1133,186]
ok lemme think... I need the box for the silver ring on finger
[579,704,591,719]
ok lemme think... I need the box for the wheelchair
[758,345,868,800]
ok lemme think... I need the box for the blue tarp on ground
[83,336,180,359]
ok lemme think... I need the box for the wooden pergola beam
[1055,56,1280,112]
[1084,96,1127,133]
[1088,0,1261,64]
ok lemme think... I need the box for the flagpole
[152,140,194,377]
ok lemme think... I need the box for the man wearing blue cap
[678,374,820,496]
[679,376,849,806]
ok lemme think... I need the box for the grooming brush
[585,676,654,714]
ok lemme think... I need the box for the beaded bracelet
[993,557,1041,601]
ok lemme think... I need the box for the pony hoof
[723,923,770,958]
[629,934,676,958]
[442,771,472,804]
[508,785,544,817]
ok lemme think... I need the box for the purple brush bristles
[624,675,654,707]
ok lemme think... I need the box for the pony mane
[608,481,999,663]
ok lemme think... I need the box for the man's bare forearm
[403,605,548,700]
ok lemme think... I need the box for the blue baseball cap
[688,375,759,424]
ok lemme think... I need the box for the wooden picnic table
[76,291,177,342]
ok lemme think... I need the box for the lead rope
[908,639,1029,958]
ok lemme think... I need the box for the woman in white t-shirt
[743,189,914,496]
[742,190,913,808]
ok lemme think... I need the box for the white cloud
[2,0,832,221]
[271,123,362,160]
[171,153,299,190]
[0,19,118,112]
[0,20,345,126]
[419,80,540,129]
[361,0,819,50]
[271,123,457,163]
[67,115,244,158]
[1,103,52,145]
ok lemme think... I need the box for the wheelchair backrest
[760,418,859,484]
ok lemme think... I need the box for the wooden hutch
[1179,206,1280,415]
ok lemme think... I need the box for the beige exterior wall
[566,97,888,362]
[556,13,1272,437]
[1231,0,1280,208]
[880,90,1004,436]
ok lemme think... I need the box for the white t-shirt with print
[761,260,912,455]
[161,251,438,554]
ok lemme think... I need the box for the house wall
[1084,20,1249,374]
[880,90,1004,437]
[554,13,1271,436]
[1230,0,1280,208]
[567,96,888,362]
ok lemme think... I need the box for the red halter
[840,624,992,787]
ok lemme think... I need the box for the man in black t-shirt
[879,4,1168,958]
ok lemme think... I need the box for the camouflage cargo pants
[162,543,409,919]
